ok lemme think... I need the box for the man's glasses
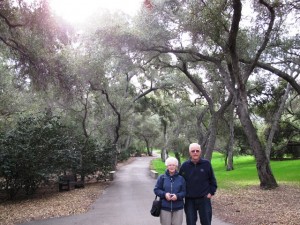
[191,150,200,153]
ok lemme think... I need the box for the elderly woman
[154,157,186,225]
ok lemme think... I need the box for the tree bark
[226,103,235,171]
[203,114,218,161]
[236,93,278,189]
[228,0,278,189]
[265,83,291,160]
[161,120,168,162]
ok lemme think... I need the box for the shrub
[0,114,78,199]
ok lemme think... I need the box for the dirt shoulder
[0,182,109,225]
[212,184,300,225]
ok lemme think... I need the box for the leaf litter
[212,184,300,225]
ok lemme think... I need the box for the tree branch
[0,12,26,28]
[240,59,300,94]
[245,0,276,78]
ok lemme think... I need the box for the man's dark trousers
[184,197,212,225]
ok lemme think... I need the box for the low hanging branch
[89,81,121,144]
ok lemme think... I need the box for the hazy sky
[50,0,144,23]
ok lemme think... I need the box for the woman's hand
[170,194,177,201]
[165,193,177,201]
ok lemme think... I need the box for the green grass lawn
[151,151,300,189]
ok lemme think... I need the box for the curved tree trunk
[226,0,278,189]
[265,83,291,160]
[236,94,278,189]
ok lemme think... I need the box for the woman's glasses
[191,150,200,153]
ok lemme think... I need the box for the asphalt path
[20,156,231,225]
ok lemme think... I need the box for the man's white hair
[165,157,179,166]
[189,143,201,152]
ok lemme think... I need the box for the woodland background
[0,0,299,201]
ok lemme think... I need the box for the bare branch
[240,58,300,94]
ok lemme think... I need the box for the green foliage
[233,124,252,154]
[117,150,131,162]
[168,137,189,158]
[62,136,117,182]
[0,114,77,198]
[93,141,117,177]
[0,113,117,199]
[0,0,74,91]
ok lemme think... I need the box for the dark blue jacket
[154,170,186,212]
[179,158,217,198]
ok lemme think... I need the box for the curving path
[20,156,231,225]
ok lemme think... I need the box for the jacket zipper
[171,177,173,212]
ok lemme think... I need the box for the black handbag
[150,195,162,217]
[151,175,165,217]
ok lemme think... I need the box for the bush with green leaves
[75,138,117,180]
[0,113,118,199]
[117,149,131,162]
[0,114,79,199]
[94,141,117,176]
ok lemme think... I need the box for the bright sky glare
[50,0,144,23]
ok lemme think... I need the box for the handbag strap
[161,174,165,189]
[154,175,165,200]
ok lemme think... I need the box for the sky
[50,0,144,24]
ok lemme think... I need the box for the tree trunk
[226,103,235,171]
[203,114,218,161]
[161,121,168,162]
[196,107,209,156]
[256,160,278,189]
[236,93,278,189]
[144,137,151,156]
[265,83,291,160]
[175,151,181,168]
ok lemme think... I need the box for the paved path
[21,156,231,225]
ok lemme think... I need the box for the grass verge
[151,152,300,189]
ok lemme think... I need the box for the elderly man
[179,143,217,225]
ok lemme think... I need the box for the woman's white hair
[165,157,179,166]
